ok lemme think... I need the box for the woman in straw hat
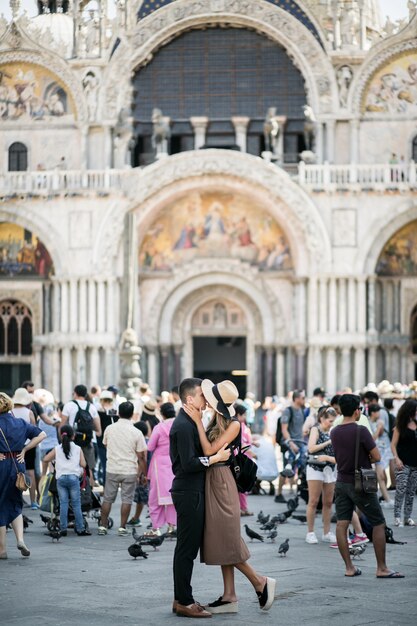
[184,379,276,614]
[0,392,46,559]
[11,387,39,509]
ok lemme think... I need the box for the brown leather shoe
[172,600,178,613]
[176,603,212,618]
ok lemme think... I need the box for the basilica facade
[0,0,417,401]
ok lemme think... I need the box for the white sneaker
[305,532,318,544]
[322,532,337,543]
[380,500,394,508]
[404,518,416,526]
[394,518,404,528]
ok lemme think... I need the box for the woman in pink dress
[146,402,177,535]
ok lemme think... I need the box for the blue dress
[0,412,42,526]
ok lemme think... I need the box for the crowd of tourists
[1,376,416,614]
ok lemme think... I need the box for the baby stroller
[280,438,309,505]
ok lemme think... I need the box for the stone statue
[263,107,280,155]
[383,16,396,36]
[119,327,142,400]
[151,108,171,157]
[340,3,359,46]
[337,65,353,108]
[82,71,99,122]
[303,105,317,152]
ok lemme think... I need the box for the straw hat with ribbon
[12,388,33,406]
[201,379,239,419]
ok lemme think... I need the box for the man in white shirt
[61,384,101,484]
[99,401,147,536]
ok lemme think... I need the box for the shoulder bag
[354,424,378,494]
[0,425,31,492]
[229,426,258,493]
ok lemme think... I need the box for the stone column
[52,279,60,333]
[32,344,42,387]
[328,278,337,333]
[307,346,321,394]
[367,346,377,384]
[347,278,356,333]
[88,280,96,333]
[256,346,264,401]
[316,122,324,164]
[275,347,285,397]
[190,117,209,150]
[338,278,347,333]
[368,277,376,333]
[90,347,100,385]
[69,279,78,333]
[105,347,114,385]
[147,346,157,393]
[393,279,401,333]
[231,116,250,153]
[265,346,274,397]
[297,279,307,342]
[60,280,69,333]
[326,119,336,163]
[160,345,170,392]
[319,278,328,333]
[50,348,60,401]
[325,348,337,394]
[354,347,366,391]
[79,278,87,333]
[340,347,351,388]
[173,345,182,387]
[295,347,306,391]
[357,278,367,333]
[349,119,360,164]
[76,345,87,382]
[106,278,115,333]
[61,347,72,402]
[308,276,318,336]
[97,279,106,333]
[43,283,51,333]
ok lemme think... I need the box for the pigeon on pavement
[292,514,307,524]
[261,520,277,531]
[244,525,264,542]
[128,544,148,559]
[286,495,299,512]
[267,530,277,542]
[138,533,167,550]
[278,538,290,556]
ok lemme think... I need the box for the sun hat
[143,400,157,416]
[201,379,239,419]
[100,390,113,401]
[12,387,33,406]
[33,388,54,406]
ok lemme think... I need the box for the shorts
[103,473,137,504]
[134,483,149,504]
[306,465,337,483]
[334,481,385,527]
[80,444,96,471]
[25,447,36,471]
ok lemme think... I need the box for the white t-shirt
[55,442,83,479]
[62,399,99,442]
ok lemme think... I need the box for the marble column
[325,348,337,394]
[76,345,87,382]
[319,278,328,333]
[147,346,157,393]
[265,347,274,397]
[79,278,87,333]
[367,346,377,384]
[106,278,115,334]
[368,277,376,333]
[326,119,336,163]
[50,348,60,401]
[190,117,209,150]
[32,344,42,387]
[69,279,77,333]
[61,347,72,402]
[295,347,306,391]
[297,280,307,342]
[97,279,106,333]
[308,276,318,336]
[43,283,51,333]
[231,116,250,153]
[340,347,351,388]
[354,347,366,391]
[349,119,360,164]
[328,278,337,333]
[307,346,321,394]
[160,345,170,391]
[256,346,264,401]
[88,280,96,333]
[347,278,356,333]
[60,280,69,333]
[275,347,285,397]
[173,345,182,387]
[90,347,100,385]
[52,279,60,333]
[316,122,324,164]
[393,280,401,333]
[338,278,347,333]
[357,278,367,334]
[105,347,114,385]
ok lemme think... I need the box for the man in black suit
[170,377,230,619]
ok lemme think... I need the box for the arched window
[0,300,33,356]
[412,136,417,162]
[8,142,28,172]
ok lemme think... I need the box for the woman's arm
[28,409,36,426]
[390,427,403,469]
[43,448,56,463]
[16,431,46,463]
[79,449,86,468]
[308,426,330,454]
[373,420,384,440]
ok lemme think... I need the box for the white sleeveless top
[55,442,83,479]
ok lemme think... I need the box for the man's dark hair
[384,398,394,411]
[119,401,134,419]
[368,403,380,416]
[179,378,202,404]
[171,385,179,395]
[74,384,88,398]
[160,402,176,419]
[330,394,341,407]
[339,394,361,417]
[313,387,325,397]
[364,390,378,403]
[234,403,247,416]
[134,420,148,437]
[21,381,34,389]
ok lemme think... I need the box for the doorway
[193,336,247,398]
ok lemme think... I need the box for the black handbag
[229,428,258,494]
[354,425,378,494]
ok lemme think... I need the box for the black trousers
[172,490,205,606]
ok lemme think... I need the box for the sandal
[376,571,405,579]
[345,567,362,577]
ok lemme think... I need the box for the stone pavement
[1,491,416,626]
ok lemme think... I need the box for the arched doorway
[192,299,248,397]
[0,300,32,395]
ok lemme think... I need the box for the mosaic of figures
[363,52,417,115]
[376,220,417,276]
[139,192,293,272]
[0,63,75,121]
[0,222,54,278]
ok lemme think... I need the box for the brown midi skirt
[201,465,250,566]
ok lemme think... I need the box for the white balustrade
[0,169,134,194]
[298,160,416,189]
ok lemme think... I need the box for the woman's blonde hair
[207,411,230,442]
[0,392,13,414]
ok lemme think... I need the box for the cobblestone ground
[1,490,416,626]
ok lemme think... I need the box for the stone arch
[359,203,417,276]
[96,150,331,274]
[349,37,417,116]
[0,205,68,276]
[103,0,338,120]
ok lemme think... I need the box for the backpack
[275,406,293,450]
[73,400,93,448]
[386,412,396,441]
